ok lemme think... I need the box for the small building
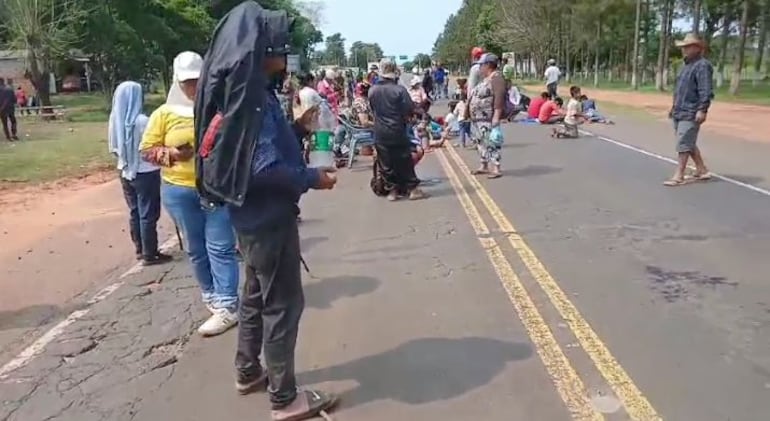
[0,50,36,93]
[0,49,92,95]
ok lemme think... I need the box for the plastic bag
[489,126,504,146]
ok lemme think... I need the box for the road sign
[287,54,300,73]
[399,55,408,60]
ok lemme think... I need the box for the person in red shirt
[15,87,27,115]
[538,97,565,124]
[527,91,550,119]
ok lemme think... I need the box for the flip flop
[693,172,713,181]
[471,169,488,175]
[487,173,502,179]
[663,178,686,187]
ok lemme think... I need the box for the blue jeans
[161,183,239,311]
[120,170,161,259]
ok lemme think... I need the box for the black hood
[194,0,293,205]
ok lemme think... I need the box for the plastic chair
[337,115,375,169]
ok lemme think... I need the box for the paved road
[2,101,770,420]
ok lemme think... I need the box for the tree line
[433,0,770,95]
[0,0,324,106]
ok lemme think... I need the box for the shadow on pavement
[502,165,562,178]
[304,275,380,309]
[300,236,328,252]
[299,337,532,408]
[0,304,71,330]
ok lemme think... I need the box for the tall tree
[631,0,643,89]
[730,0,751,95]
[322,32,346,66]
[1,0,85,107]
[349,41,384,69]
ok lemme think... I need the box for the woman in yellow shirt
[140,51,239,337]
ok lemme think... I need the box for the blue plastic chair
[337,114,375,169]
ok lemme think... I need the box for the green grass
[0,92,169,187]
[518,78,770,106]
[52,92,166,123]
[0,121,111,184]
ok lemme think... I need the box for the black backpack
[370,159,388,197]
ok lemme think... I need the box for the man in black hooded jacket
[194,2,338,419]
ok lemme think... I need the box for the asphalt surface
[2,95,770,420]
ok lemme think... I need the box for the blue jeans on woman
[161,183,239,311]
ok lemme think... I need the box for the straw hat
[675,33,705,48]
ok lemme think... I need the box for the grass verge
[0,121,111,184]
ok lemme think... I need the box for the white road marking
[580,129,770,198]
[0,236,179,380]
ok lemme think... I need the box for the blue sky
[318,0,463,60]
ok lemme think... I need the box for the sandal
[663,178,686,187]
[471,169,488,175]
[487,173,502,179]
[693,172,712,181]
[271,389,339,421]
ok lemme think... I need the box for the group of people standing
[109,2,339,420]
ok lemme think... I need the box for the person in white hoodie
[108,81,172,266]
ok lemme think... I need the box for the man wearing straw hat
[664,33,714,186]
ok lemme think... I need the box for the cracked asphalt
[3,101,770,420]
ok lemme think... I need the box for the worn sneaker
[198,308,238,337]
[235,371,267,395]
[271,389,339,421]
[142,252,173,266]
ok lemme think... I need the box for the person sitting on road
[140,51,240,338]
[505,82,526,121]
[538,96,565,125]
[527,91,550,120]
[552,86,585,139]
[579,94,613,124]
[440,100,460,142]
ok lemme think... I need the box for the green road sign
[399,55,408,60]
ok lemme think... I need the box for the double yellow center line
[436,145,662,421]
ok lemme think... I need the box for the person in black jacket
[194,2,338,420]
[0,78,18,141]
[368,59,425,201]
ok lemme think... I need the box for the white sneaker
[198,308,238,337]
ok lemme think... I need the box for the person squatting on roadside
[194,2,339,420]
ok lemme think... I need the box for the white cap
[174,51,203,82]
[410,76,422,87]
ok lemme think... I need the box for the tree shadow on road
[299,336,532,408]
[304,276,380,309]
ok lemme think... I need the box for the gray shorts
[673,119,700,153]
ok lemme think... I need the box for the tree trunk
[632,0,642,89]
[655,0,671,90]
[692,0,703,34]
[729,0,751,95]
[662,0,674,88]
[641,0,650,84]
[717,10,732,88]
[594,16,602,87]
[755,0,768,76]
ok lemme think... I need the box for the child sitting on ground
[413,114,445,151]
[440,100,460,142]
[579,94,613,124]
[538,96,565,124]
[552,86,585,139]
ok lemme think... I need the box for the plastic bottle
[308,102,336,168]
